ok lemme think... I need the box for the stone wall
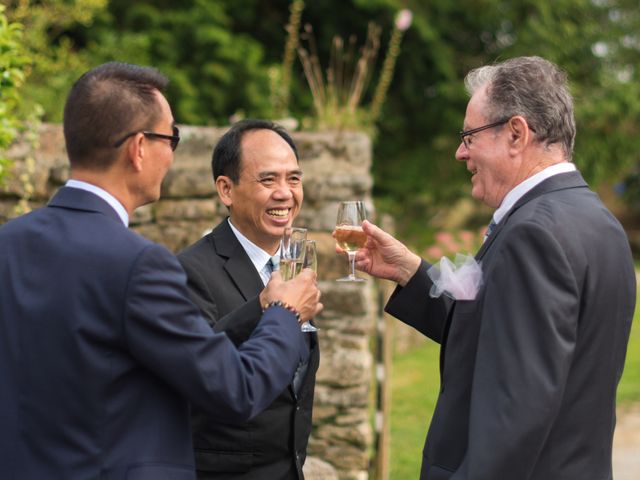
[1,124,383,480]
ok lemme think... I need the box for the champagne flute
[300,240,318,333]
[279,227,307,281]
[335,201,367,282]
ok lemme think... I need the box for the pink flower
[426,246,443,260]
[435,231,453,244]
[459,230,474,242]
[395,9,413,32]
[458,230,475,249]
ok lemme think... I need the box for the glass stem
[348,251,356,278]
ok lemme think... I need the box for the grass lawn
[389,281,640,479]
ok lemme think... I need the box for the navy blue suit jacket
[0,187,309,480]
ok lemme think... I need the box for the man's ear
[216,176,234,207]
[126,133,145,172]
[508,116,531,152]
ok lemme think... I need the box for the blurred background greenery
[3,0,640,251]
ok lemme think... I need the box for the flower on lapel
[427,253,483,300]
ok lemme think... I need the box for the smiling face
[218,129,303,253]
[455,85,520,209]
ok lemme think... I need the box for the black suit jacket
[0,188,309,480]
[386,171,636,480]
[178,219,319,480]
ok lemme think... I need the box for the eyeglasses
[459,119,509,149]
[113,125,180,151]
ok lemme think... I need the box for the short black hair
[63,61,169,169]
[212,119,299,183]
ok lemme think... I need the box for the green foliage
[389,340,438,480]
[618,281,640,403]
[5,0,108,122]
[83,0,277,125]
[0,5,31,182]
[371,0,640,248]
[7,0,640,245]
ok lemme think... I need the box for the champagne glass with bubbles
[279,227,307,280]
[300,240,318,333]
[335,201,367,282]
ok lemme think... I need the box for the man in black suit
[178,119,319,479]
[352,56,636,479]
[0,62,322,480]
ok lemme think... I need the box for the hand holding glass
[335,201,367,282]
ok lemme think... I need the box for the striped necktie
[269,255,280,272]
[264,255,280,277]
[483,219,497,243]
[261,255,280,286]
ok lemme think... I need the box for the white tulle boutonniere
[427,253,483,300]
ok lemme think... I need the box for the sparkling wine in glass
[300,240,318,333]
[335,201,367,282]
[279,227,307,281]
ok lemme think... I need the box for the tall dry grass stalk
[273,0,305,118]
[370,9,413,123]
[298,22,381,131]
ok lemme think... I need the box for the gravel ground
[613,403,640,480]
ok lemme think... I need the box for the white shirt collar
[227,219,278,286]
[493,162,576,224]
[65,179,129,226]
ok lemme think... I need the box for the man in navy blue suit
[0,62,322,480]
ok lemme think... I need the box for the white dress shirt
[65,179,129,227]
[227,219,279,286]
[492,162,577,224]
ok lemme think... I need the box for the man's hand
[260,270,322,322]
[346,220,421,286]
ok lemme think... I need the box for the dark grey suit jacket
[178,219,319,480]
[386,171,636,480]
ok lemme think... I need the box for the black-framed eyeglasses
[113,125,180,151]
[459,119,509,149]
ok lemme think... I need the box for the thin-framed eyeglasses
[459,119,509,149]
[113,125,180,151]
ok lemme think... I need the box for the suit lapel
[211,220,264,301]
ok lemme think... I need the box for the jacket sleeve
[123,243,308,423]
[385,259,452,344]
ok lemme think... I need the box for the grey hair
[464,56,576,159]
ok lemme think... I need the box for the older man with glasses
[348,56,636,480]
